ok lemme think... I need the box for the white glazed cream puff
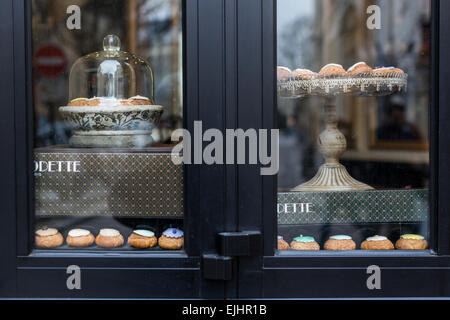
[128,95,152,105]
[95,228,124,248]
[128,229,157,249]
[35,227,64,248]
[347,62,373,75]
[86,97,102,106]
[393,67,405,74]
[324,235,356,251]
[291,68,316,80]
[277,66,292,82]
[290,236,320,251]
[373,67,396,76]
[158,228,184,250]
[319,63,346,75]
[66,228,95,247]
[361,235,394,250]
[395,234,428,250]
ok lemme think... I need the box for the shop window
[277,0,431,252]
[32,0,184,251]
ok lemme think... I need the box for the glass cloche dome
[67,35,154,106]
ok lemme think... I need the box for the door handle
[202,231,261,280]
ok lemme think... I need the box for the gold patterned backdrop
[35,151,183,217]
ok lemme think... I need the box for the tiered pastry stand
[278,72,408,192]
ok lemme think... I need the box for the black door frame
[2,0,449,300]
[0,0,240,299]
[234,0,450,298]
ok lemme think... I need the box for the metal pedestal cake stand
[277,72,408,192]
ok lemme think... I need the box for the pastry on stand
[347,62,373,75]
[277,62,408,191]
[319,63,346,75]
[59,35,164,148]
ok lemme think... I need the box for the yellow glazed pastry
[290,236,320,251]
[35,227,64,248]
[95,228,124,248]
[361,235,394,250]
[324,235,356,251]
[128,229,157,249]
[395,234,428,250]
[66,228,95,247]
[68,98,89,106]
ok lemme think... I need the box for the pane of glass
[32,0,184,251]
[277,0,431,252]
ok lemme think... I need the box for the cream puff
[119,99,133,106]
[291,68,316,80]
[361,235,394,250]
[128,95,152,105]
[395,234,428,250]
[393,67,405,74]
[158,228,184,250]
[128,229,157,249]
[277,66,292,82]
[373,67,396,76]
[319,63,346,75]
[290,236,320,251]
[68,98,88,106]
[95,228,124,248]
[324,235,356,251]
[347,62,373,75]
[277,236,290,250]
[35,227,64,248]
[87,97,101,106]
[66,228,95,247]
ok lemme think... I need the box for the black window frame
[0,0,449,300]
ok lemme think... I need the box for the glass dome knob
[103,35,121,52]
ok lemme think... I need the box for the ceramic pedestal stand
[59,105,164,148]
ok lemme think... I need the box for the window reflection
[277,0,430,190]
[277,0,431,252]
[32,0,184,252]
[32,0,182,147]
